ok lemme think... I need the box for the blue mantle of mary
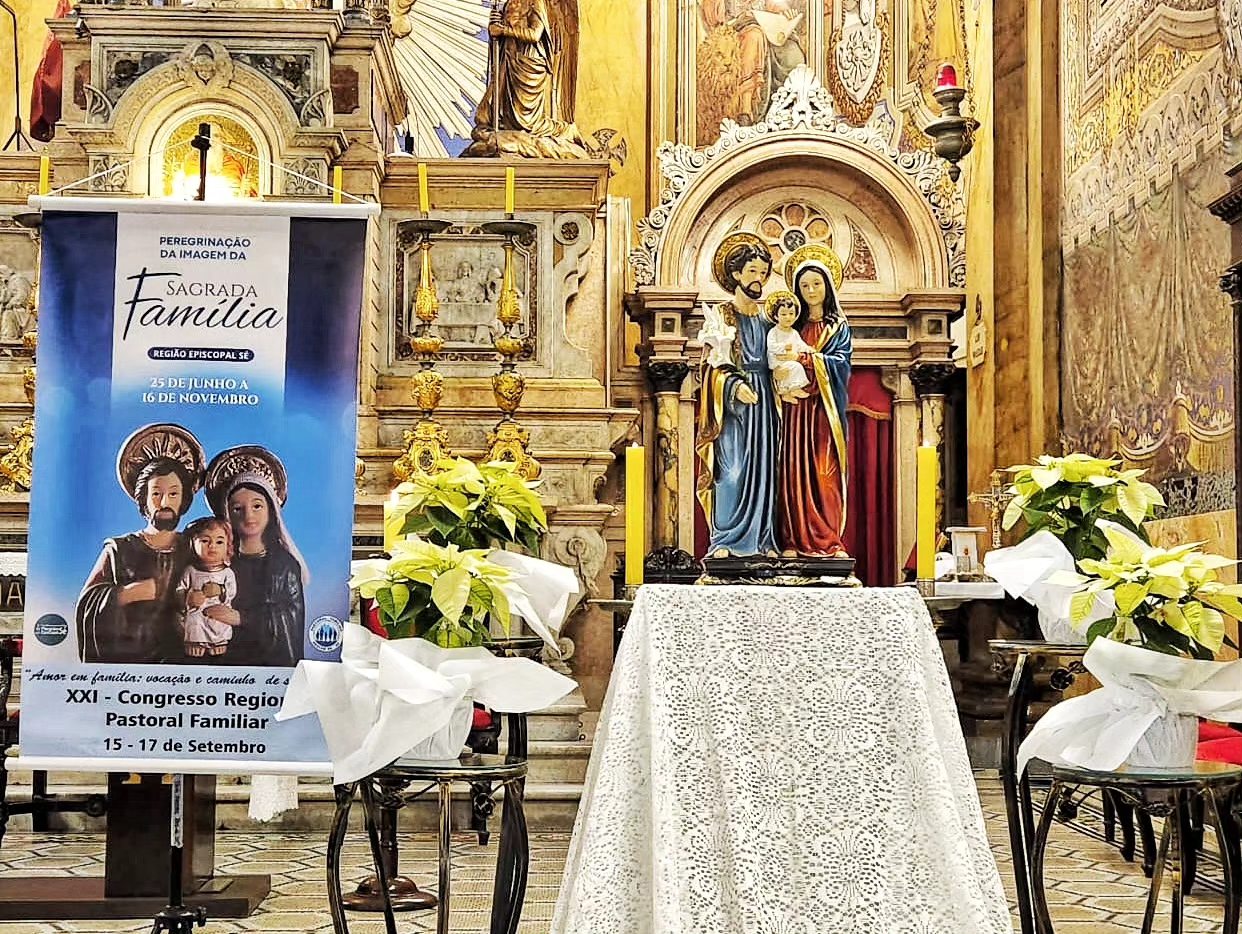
[697,306,779,556]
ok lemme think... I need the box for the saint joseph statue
[696,232,780,557]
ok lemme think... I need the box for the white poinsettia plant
[1002,453,1165,562]
[1055,525,1242,660]
[351,538,516,647]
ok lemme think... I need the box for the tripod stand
[150,775,207,934]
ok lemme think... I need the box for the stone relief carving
[842,216,878,281]
[282,157,327,196]
[631,66,965,289]
[393,222,539,364]
[175,41,236,92]
[553,212,595,335]
[88,155,129,193]
[83,85,114,125]
[234,51,316,113]
[0,217,38,352]
[298,88,332,128]
[832,0,884,110]
[104,50,173,103]
[544,525,607,603]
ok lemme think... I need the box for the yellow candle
[383,489,400,553]
[418,162,429,214]
[504,167,515,215]
[917,445,938,580]
[332,166,343,204]
[38,155,50,196]
[624,444,645,586]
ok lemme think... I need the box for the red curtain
[29,0,72,142]
[842,368,895,586]
[692,367,895,585]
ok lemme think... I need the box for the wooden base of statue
[0,774,269,920]
[700,555,857,586]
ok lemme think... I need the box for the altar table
[552,585,1013,934]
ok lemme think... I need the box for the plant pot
[401,695,474,762]
[1124,709,1198,770]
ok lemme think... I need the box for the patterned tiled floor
[0,777,1231,933]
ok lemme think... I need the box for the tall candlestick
[917,445,938,581]
[504,167,515,215]
[418,162,429,214]
[38,155,50,196]
[625,444,645,586]
[383,489,401,553]
[332,166,343,205]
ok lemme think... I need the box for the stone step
[1,781,585,834]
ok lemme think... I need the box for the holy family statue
[696,233,852,561]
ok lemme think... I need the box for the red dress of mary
[776,258,853,556]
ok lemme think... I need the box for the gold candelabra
[393,219,453,481]
[479,219,539,479]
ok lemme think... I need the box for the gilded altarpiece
[1060,0,1242,518]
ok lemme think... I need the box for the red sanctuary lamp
[924,62,976,182]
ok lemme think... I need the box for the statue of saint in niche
[466,0,589,158]
[697,234,853,569]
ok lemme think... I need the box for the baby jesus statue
[765,291,813,404]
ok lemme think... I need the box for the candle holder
[479,219,539,479]
[394,218,453,482]
[923,63,978,183]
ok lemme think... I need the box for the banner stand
[0,772,268,920]
[5,176,374,919]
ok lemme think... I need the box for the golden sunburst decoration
[711,231,772,293]
[783,243,844,292]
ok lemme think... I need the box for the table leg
[1002,653,1037,934]
[1030,779,1065,934]
[1206,790,1240,934]
[489,777,529,934]
[326,783,357,934]
[359,779,399,934]
[1142,806,1173,934]
[1173,791,1187,934]
[438,781,452,934]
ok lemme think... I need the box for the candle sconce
[393,218,453,482]
[479,219,539,480]
[924,63,978,183]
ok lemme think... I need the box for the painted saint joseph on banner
[76,424,205,663]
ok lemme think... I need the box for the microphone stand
[0,0,33,151]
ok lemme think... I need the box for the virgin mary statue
[778,244,852,556]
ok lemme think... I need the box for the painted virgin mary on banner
[778,244,852,556]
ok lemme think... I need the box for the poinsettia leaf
[430,566,471,625]
[1002,496,1026,531]
[1031,467,1063,490]
[1114,582,1149,616]
[1116,482,1150,527]
[1070,590,1098,625]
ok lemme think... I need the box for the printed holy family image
[76,422,307,668]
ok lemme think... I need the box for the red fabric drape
[842,369,895,586]
[29,0,72,142]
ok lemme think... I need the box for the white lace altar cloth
[552,585,1013,934]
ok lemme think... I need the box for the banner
[19,198,376,772]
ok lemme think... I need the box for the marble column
[624,287,701,568]
[910,361,957,530]
[646,361,689,550]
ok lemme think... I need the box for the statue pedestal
[700,555,856,586]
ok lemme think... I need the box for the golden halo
[204,444,290,517]
[783,244,844,291]
[116,423,206,500]
[711,231,772,292]
[763,289,798,322]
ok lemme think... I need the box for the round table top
[1050,759,1242,787]
[379,752,528,782]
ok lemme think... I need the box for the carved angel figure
[466,0,589,158]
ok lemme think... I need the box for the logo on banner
[33,613,69,646]
[309,615,344,653]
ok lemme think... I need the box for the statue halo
[783,243,844,292]
[711,231,771,293]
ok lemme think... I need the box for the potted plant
[1059,526,1242,661]
[1002,453,1165,560]
[384,457,547,554]
[350,538,517,648]
[1017,526,1242,769]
